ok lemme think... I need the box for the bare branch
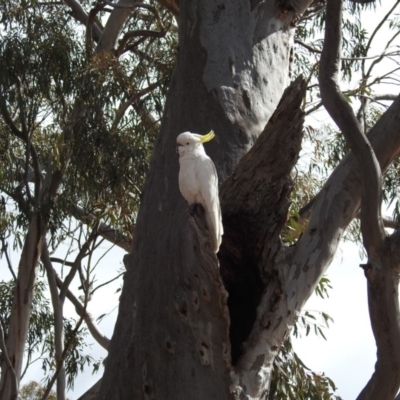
[0,238,17,281]
[112,80,162,130]
[91,272,124,296]
[55,275,110,350]
[49,257,75,267]
[0,96,27,142]
[319,0,386,254]
[361,0,400,78]
[96,0,138,54]
[70,205,131,251]
[117,3,168,55]
[356,244,400,399]
[304,100,323,115]
[63,0,102,42]
[59,229,98,304]
[103,1,147,9]
[86,2,106,59]
[295,38,321,54]
[368,94,398,102]
[298,3,325,23]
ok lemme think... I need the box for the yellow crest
[199,130,215,143]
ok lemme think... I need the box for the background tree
[18,381,64,400]
[1,0,400,399]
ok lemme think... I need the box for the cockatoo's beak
[199,130,215,143]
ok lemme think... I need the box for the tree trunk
[100,1,308,399]
[0,170,62,399]
[0,214,45,400]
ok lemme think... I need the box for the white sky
[2,2,400,399]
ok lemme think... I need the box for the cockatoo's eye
[186,143,189,145]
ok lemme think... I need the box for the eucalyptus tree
[1,0,400,399]
[95,1,400,400]
[0,0,174,398]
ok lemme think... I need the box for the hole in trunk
[219,231,264,365]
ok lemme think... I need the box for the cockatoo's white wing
[195,156,223,252]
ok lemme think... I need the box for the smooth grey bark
[0,168,61,399]
[319,0,385,252]
[99,0,400,399]
[100,1,306,399]
[64,0,102,41]
[96,0,139,54]
[42,244,67,400]
[0,218,44,400]
[319,1,400,398]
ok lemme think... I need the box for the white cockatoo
[176,130,223,253]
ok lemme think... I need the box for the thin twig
[361,0,400,78]
[0,237,17,281]
[92,272,124,295]
[55,275,110,350]
[112,80,163,130]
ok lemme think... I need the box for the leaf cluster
[0,0,176,247]
[18,380,60,400]
[270,340,342,400]
[0,279,95,389]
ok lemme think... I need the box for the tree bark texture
[0,214,45,400]
[320,1,400,397]
[100,0,400,399]
[100,1,303,399]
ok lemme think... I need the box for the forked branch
[319,0,386,254]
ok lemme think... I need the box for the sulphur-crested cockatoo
[176,130,223,253]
